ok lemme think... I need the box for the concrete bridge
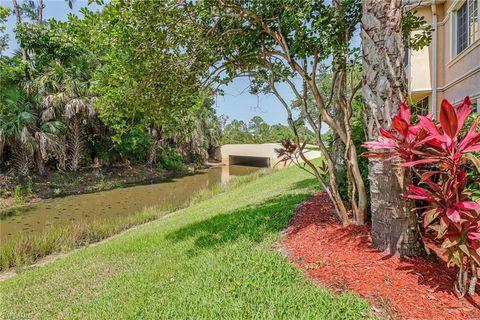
[219,143,321,168]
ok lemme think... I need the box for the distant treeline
[221,116,317,145]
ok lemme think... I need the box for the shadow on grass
[166,194,310,252]
[291,178,320,191]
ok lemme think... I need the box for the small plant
[363,97,480,298]
[98,179,108,191]
[25,178,33,196]
[12,185,23,201]
[53,188,62,196]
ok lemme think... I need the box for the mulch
[282,192,480,320]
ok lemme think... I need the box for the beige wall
[409,29,432,91]
[408,0,480,115]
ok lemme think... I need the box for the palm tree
[0,87,67,176]
[361,0,424,257]
[0,88,35,176]
[174,102,222,163]
[37,61,96,172]
[64,97,96,171]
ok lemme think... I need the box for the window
[473,99,479,113]
[469,0,479,44]
[454,0,479,56]
[413,97,429,116]
[457,3,469,54]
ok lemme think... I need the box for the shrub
[116,127,152,162]
[363,97,480,298]
[156,147,184,171]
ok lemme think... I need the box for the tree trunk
[146,126,162,168]
[69,117,82,172]
[12,0,29,69]
[332,122,346,195]
[34,146,46,175]
[331,0,347,200]
[37,0,44,24]
[361,0,425,257]
[146,140,158,168]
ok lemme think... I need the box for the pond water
[0,165,259,242]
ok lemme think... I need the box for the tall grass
[0,168,274,272]
[0,209,164,271]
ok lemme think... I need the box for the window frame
[452,0,480,58]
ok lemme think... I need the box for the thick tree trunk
[361,0,425,256]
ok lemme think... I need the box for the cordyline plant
[363,97,480,298]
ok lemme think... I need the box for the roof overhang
[403,0,446,9]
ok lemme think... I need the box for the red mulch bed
[282,192,480,320]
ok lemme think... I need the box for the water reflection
[0,165,259,242]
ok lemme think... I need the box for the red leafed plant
[363,97,480,298]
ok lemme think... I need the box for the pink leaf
[459,113,480,150]
[454,201,480,211]
[463,143,480,153]
[456,96,472,134]
[401,193,436,201]
[392,116,409,137]
[401,158,441,167]
[446,208,461,222]
[379,128,401,141]
[468,232,480,241]
[417,115,440,136]
[361,140,397,149]
[422,178,443,194]
[408,185,431,196]
[399,102,411,125]
[439,99,458,139]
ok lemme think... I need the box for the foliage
[0,0,220,176]
[156,147,184,171]
[403,10,433,51]
[363,97,480,298]
[116,127,152,162]
[221,116,316,145]
[0,5,9,54]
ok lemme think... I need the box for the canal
[0,165,259,242]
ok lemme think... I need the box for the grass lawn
[0,165,373,319]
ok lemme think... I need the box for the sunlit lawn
[0,165,373,319]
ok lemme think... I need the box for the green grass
[0,165,373,319]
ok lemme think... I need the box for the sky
[0,0,357,128]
